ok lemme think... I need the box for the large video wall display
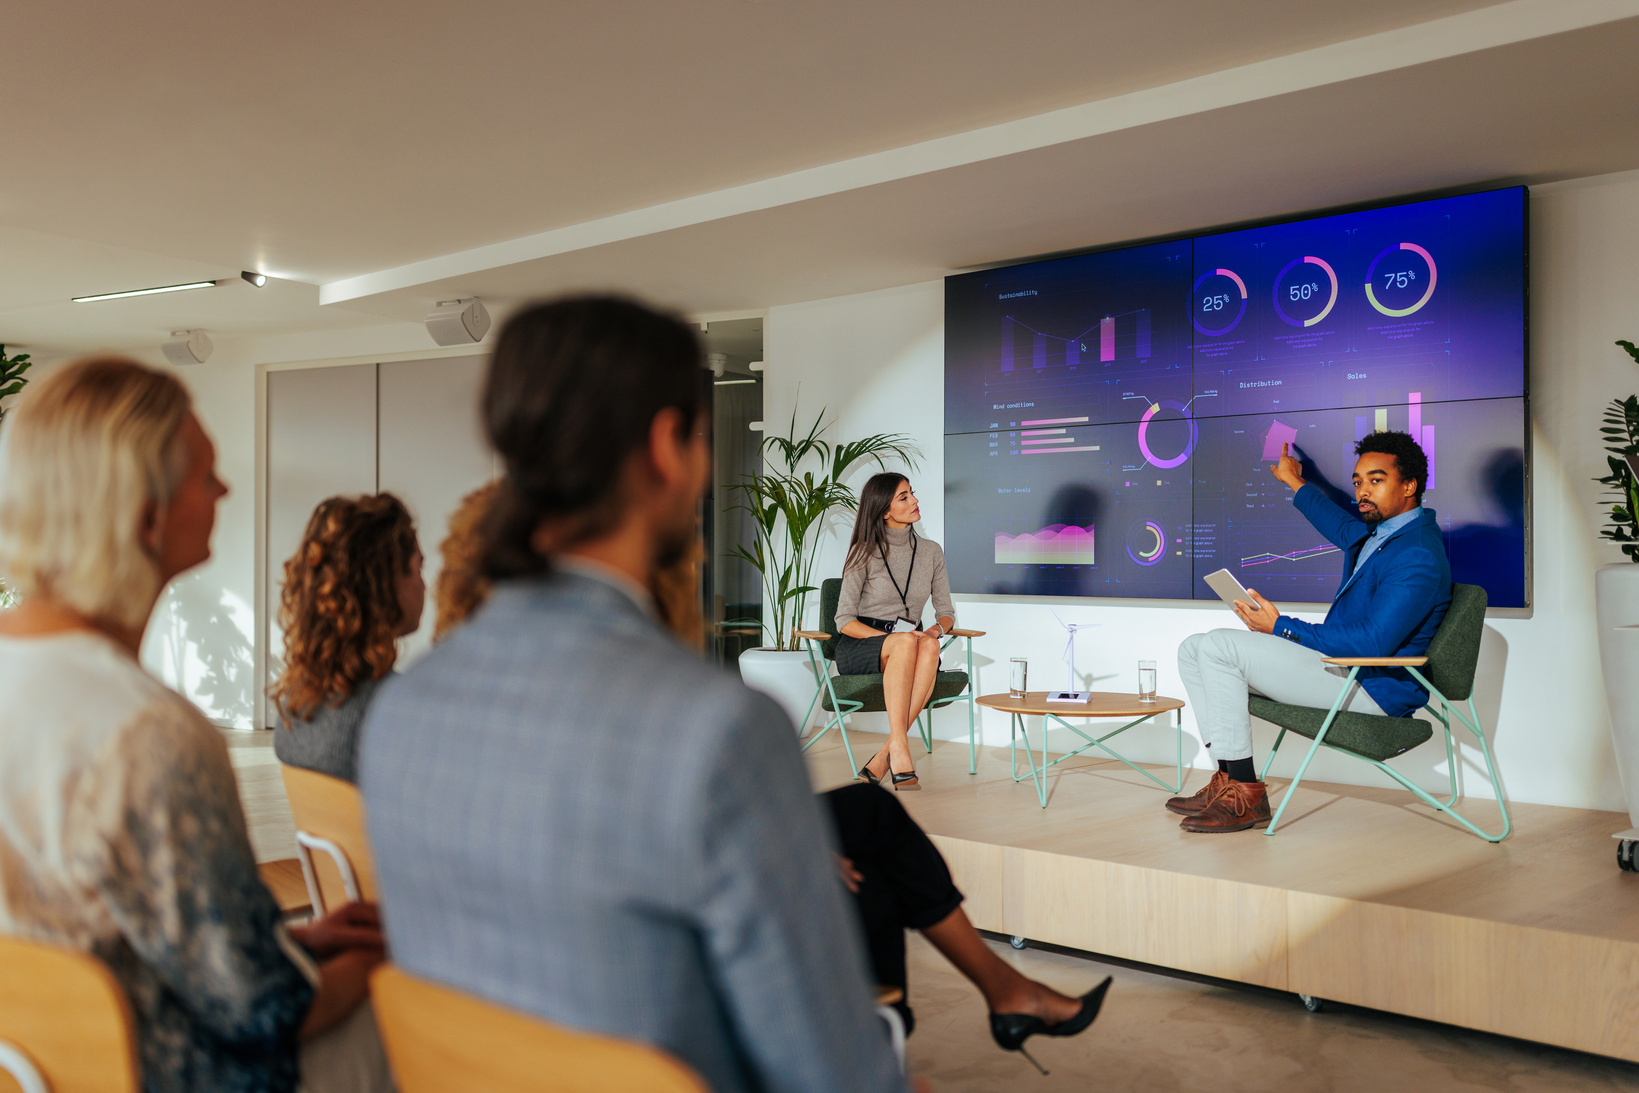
[944,186,1528,606]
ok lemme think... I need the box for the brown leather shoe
[1165,770,1231,816]
[1179,780,1271,832]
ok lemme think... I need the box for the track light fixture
[72,280,217,303]
[241,271,267,287]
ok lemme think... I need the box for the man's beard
[1359,504,1385,526]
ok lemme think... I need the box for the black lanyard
[879,529,918,620]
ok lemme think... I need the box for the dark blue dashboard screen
[944,187,1527,607]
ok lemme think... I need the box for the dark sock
[1220,757,1258,783]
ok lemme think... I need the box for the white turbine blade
[1051,609,1069,631]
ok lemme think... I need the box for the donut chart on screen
[1365,242,1438,317]
[1137,400,1198,469]
[1191,268,1247,336]
[1272,255,1339,328]
[1125,520,1168,566]
[941,185,1528,607]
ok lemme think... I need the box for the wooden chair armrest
[794,630,831,641]
[1320,655,1429,666]
[948,628,985,637]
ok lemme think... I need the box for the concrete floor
[902,932,1639,1092]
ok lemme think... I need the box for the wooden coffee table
[975,690,1186,808]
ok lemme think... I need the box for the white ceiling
[3,0,1637,353]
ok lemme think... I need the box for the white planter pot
[739,647,820,734]
[1597,563,1639,830]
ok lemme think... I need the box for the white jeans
[299,1002,395,1093]
[1177,629,1384,762]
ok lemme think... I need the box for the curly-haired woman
[272,494,425,784]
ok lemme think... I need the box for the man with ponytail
[360,296,907,1093]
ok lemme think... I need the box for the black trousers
[823,782,965,1033]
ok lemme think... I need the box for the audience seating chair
[280,765,377,916]
[0,935,140,1093]
[1251,582,1510,841]
[371,964,709,1093]
[796,578,985,775]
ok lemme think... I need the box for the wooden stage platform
[804,730,1639,1063]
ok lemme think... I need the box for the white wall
[143,321,437,727]
[764,168,1639,812]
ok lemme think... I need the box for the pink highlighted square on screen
[1261,419,1298,461]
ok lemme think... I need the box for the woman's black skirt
[834,616,903,675]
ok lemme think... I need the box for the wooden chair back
[279,764,376,915]
[0,935,140,1093]
[371,965,709,1093]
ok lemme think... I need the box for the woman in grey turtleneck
[834,472,956,790]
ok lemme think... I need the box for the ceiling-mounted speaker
[161,330,213,366]
[425,298,491,346]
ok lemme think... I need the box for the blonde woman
[0,357,391,1093]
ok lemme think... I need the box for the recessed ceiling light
[241,270,267,287]
[72,280,219,303]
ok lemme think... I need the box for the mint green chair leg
[1263,665,1511,843]
[799,638,860,774]
[965,636,977,774]
[1265,668,1358,835]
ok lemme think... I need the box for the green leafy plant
[0,346,30,607]
[0,346,29,426]
[729,407,920,651]
[1597,339,1639,562]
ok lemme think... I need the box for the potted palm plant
[1597,339,1639,843]
[0,345,32,609]
[731,407,919,731]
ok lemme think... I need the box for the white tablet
[1202,568,1254,611]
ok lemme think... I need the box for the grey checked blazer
[361,571,904,1093]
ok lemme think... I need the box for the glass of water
[1009,658,1028,698]
[1138,660,1157,702]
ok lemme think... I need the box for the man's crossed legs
[1172,629,1384,832]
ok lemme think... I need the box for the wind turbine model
[1046,610,1097,703]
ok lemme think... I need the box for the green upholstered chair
[795,578,984,775]
[1251,583,1510,841]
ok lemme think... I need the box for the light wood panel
[281,765,376,912]
[976,690,1184,718]
[804,729,1639,1062]
[373,965,708,1093]
[1288,894,1639,1062]
[258,858,312,915]
[0,936,139,1093]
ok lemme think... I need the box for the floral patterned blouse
[0,632,316,1093]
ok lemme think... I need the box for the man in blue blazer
[1170,431,1451,832]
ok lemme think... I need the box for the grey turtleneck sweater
[835,524,956,632]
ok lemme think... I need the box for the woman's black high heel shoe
[889,766,920,791]
[858,748,887,786]
[989,976,1112,1075]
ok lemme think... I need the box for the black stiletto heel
[989,977,1112,1073]
[858,748,887,786]
[889,766,920,791]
